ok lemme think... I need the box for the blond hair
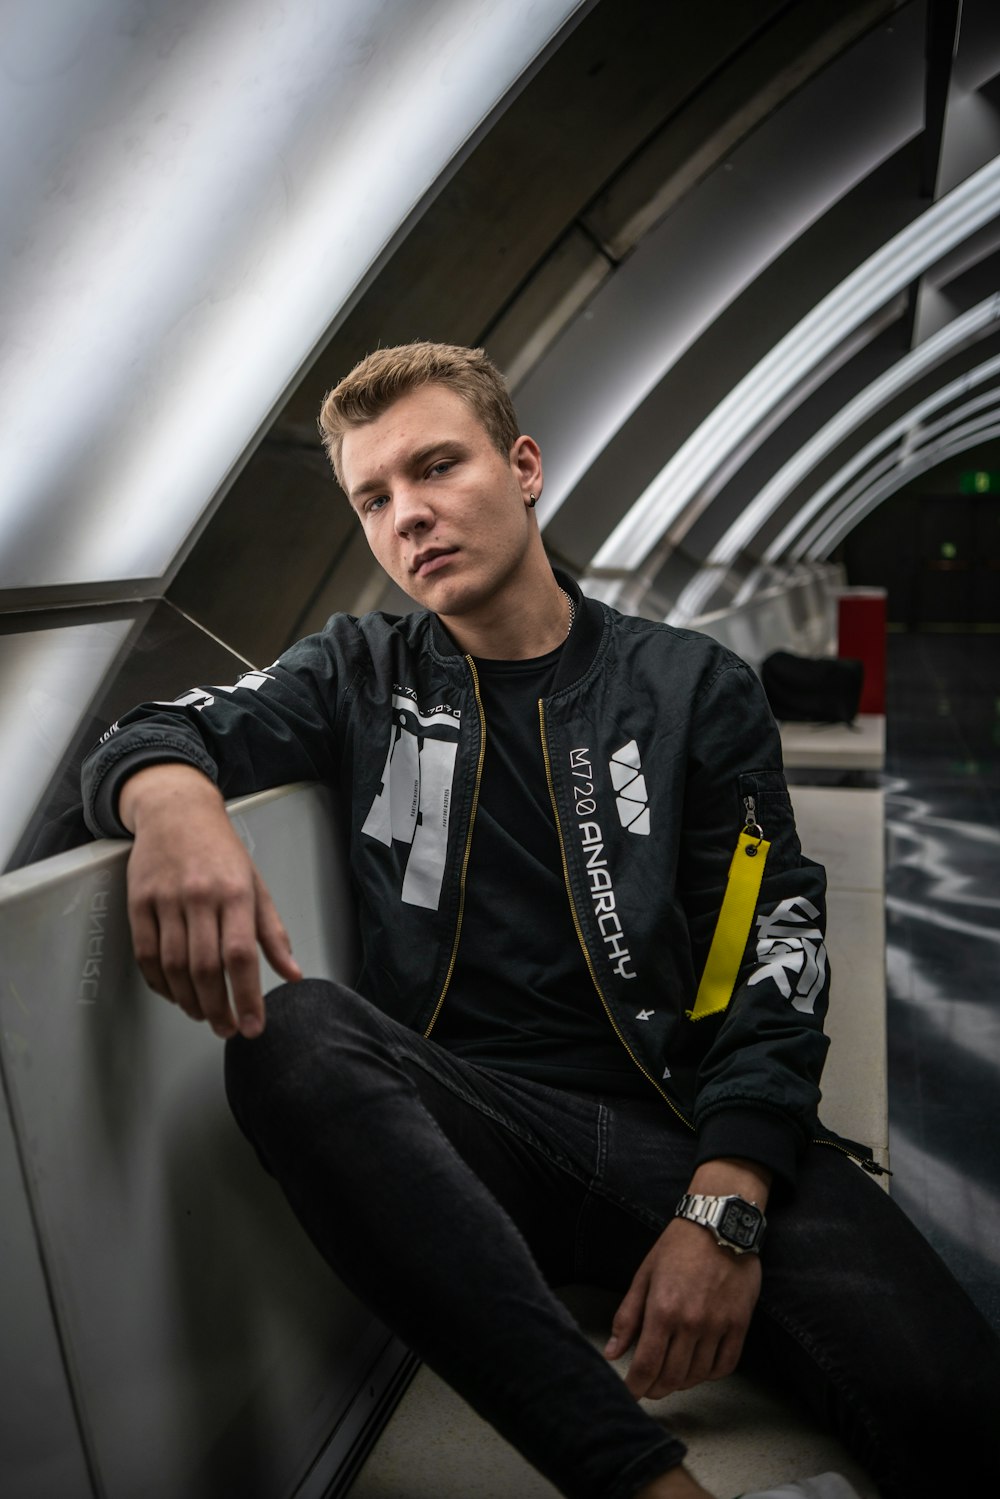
[319,342,520,489]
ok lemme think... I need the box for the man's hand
[605,1158,770,1400]
[121,764,302,1039]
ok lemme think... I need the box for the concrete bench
[790,786,887,1169]
[349,786,888,1498]
[779,714,885,774]
[0,783,415,1499]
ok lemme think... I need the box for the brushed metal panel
[0,784,400,1499]
[0,1068,94,1497]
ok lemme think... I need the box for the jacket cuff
[694,1108,801,1191]
[85,744,218,838]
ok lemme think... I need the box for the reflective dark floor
[884,631,1000,1333]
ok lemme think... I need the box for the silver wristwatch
[675,1192,766,1254]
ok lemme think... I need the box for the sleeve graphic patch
[747,896,827,1013]
[153,671,276,714]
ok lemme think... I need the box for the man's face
[341,383,539,621]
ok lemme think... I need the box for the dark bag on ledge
[760,651,863,724]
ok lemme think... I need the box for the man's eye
[365,495,389,515]
[429,460,453,477]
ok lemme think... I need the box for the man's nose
[394,484,434,535]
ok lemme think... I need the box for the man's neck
[440,574,571,659]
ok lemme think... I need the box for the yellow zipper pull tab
[687,799,770,1021]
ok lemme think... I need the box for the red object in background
[838,588,887,713]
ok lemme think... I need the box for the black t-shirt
[433,643,649,1096]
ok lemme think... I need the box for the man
[82,343,999,1499]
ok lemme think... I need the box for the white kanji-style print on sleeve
[747,895,827,1013]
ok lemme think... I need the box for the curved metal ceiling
[530,0,1000,625]
[588,154,1000,580]
[0,0,586,598]
[722,295,1000,569]
[524,5,929,543]
[1,0,998,643]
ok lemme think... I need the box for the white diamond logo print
[610,741,650,836]
[614,739,641,769]
[620,774,647,803]
[616,797,645,828]
[610,760,637,791]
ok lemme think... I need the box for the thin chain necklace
[559,587,576,638]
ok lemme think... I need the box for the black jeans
[225,980,1000,1499]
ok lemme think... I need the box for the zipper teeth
[813,1137,889,1174]
[423,657,486,1038]
[537,701,692,1131]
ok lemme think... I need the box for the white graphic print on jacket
[362,693,461,910]
[747,896,827,1013]
[609,740,650,835]
[152,670,277,716]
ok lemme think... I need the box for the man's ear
[510,434,543,504]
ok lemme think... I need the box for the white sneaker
[736,1475,863,1499]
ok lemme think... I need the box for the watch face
[719,1199,761,1248]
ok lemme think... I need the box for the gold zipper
[538,700,693,1130]
[423,656,487,1038]
[813,1136,890,1175]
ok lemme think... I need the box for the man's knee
[224,976,356,1123]
[226,974,397,1096]
[262,975,361,1039]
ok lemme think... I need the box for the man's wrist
[119,763,222,833]
[673,1158,771,1256]
[687,1156,772,1211]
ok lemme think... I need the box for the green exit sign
[959,470,1000,493]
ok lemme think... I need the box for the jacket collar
[551,567,605,692]
[425,567,604,688]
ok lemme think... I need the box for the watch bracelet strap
[675,1191,766,1251]
[676,1191,726,1227]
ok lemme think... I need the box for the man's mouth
[412,547,457,578]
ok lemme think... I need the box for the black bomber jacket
[82,575,858,1187]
